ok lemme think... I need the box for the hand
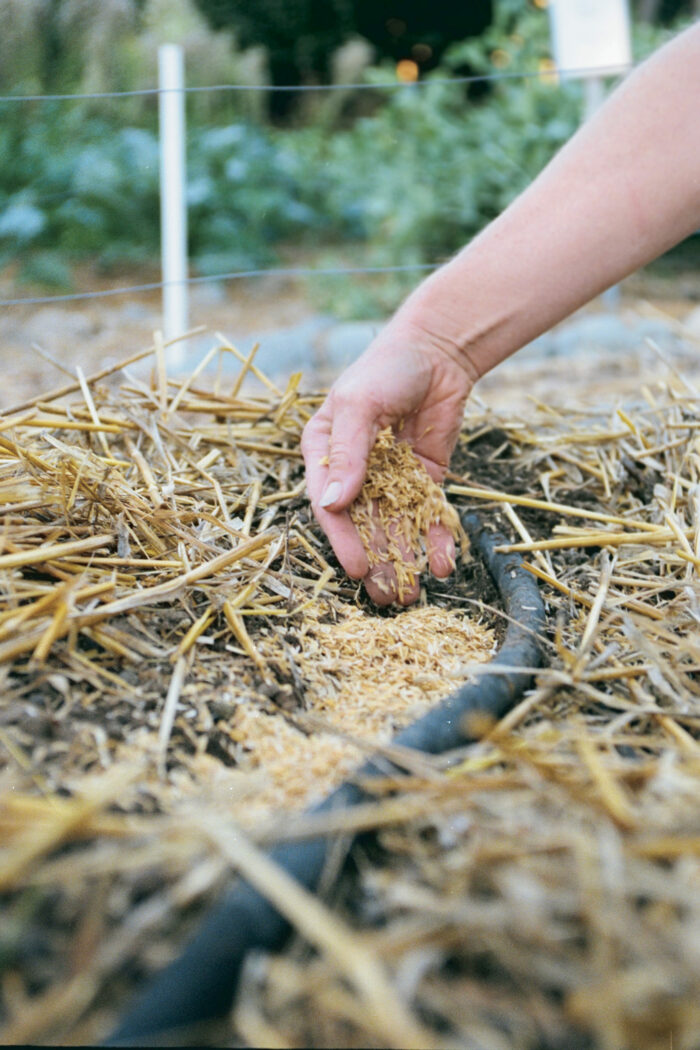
[301,315,476,606]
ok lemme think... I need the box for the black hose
[106,511,546,1045]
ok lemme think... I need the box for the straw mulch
[2,326,700,1049]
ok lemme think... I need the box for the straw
[3,326,700,1049]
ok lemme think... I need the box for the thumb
[319,401,379,512]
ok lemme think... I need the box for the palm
[302,327,473,605]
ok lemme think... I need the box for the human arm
[302,22,700,605]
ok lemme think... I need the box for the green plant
[0,106,161,270]
[297,5,691,317]
[296,5,581,315]
[0,4,690,314]
[0,106,326,278]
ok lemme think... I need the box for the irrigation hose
[106,511,546,1045]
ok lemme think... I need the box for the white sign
[548,0,632,75]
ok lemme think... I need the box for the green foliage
[0,103,326,278]
[187,123,324,274]
[296,6,582,314]
[292,8,691,316]
[18,252,74,291]
[0,7,690,315]
[0,105,161,269]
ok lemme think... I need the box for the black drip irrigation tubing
[106,511,547,1046]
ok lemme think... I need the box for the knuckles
[300,415,325,459]
[327,439,358,475]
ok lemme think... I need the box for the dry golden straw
[350,426,462,599]
[2,327,700,1049]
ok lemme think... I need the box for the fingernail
[319,480,343,508]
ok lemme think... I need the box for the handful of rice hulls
[349,427,465,600]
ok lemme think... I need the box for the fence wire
[0,60,632,310]
[0,63,631,104]
[0,264,441,308]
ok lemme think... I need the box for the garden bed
[1,327,700,1048]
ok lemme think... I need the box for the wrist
[391,268,483,388]
[395,253,513,387]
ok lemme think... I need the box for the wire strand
[0,63,631,104]
[0,60,632,310]
[0,263,441,308]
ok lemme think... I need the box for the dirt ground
[2,257,700,1047]
[0,269,312,410]
[1,261,699,412]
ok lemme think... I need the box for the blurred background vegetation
[0,0,695,316]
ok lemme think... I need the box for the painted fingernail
[319,480,343,508]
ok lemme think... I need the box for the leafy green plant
[295,6,690,316]
[0,109,319,278]
[294,6,581,315]
[187,122,323,275]
[0,6,690,315]
[0,105,161,272]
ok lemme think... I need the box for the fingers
[365,564,419,607]
[302,386,382,580]
[364,523,452,605]
[300,355,461,605]
[301,401,371,580]
[426,523,457,579]
[316,506,370,580]
[300,404,332,508]
[302,404,458,603]
[302,393,379,510]
[362,512,420,607]
[320,401,379,512]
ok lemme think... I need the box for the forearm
[399,22,700,382]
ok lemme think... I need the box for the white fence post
[158,44,189,360]
[547,0,631,310]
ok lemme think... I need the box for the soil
[2,258,700,1045]
[0,267,313,410]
